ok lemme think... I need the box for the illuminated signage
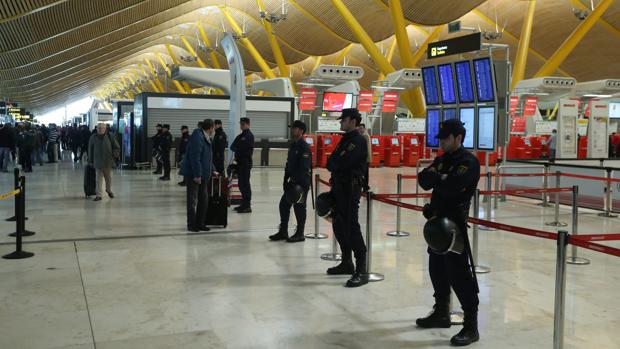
[428,33,481,59]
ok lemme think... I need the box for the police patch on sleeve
[303,152,309,158]
[456,165,468,175]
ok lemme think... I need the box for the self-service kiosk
[304,135,318,167]
[578,136,588,159]
[383,136,401,167]
[317,134,341,168]
[400,134,421,166]
[370,136,383,167]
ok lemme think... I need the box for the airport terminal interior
[1,1,620,348]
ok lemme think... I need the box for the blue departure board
[455,61,475,103]
[459,107,475,149]
[438,64,457,104]
[442,108,457,121]
[426,109,440,148]
[473,58,495,102]
[422,66,440,106]
[477,106,496,150]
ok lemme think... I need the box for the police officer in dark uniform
[158,124,173,181]
[325,108,369,288]
[269,120,312,243]
[212,119,228,174]
[177,125,190,186]
[152,123,163,175]
[230,117,254,213]
[417,119,481,346]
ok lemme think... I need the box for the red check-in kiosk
[384,136,401,167]
[304,135,318,167]
[401,134,421,167]
[578,136,588,159]
[370,136,383,167]
[529,136,542,159]
[318,134,340,168]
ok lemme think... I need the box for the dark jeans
[162,151,171,177]
[237,161,252,207]
[428,226,479,313]
[47,142,57,162]
[71,144,80,162]
[19,148,33,172]
[331,180,366,264]
[186,176,209,229]
[213,155,225,175]
[279,188,309,230]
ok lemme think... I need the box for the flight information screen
[426,109,441,147]
[477,106,496,150]
[459,107,475,149]
[473,58,496,102]
[438,64,457,104]
[443,108,457,121]
[455,61,475,103]
[422,66,440,106]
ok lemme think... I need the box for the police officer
[326,108,369,288]
[152,123,163,175]
[269,120,312,243]
[230,117,254,213]
[416,119,480,346]
[212,119,228,174]
[177,125,190,186]
[158,124,173,181]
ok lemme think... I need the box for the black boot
[345,260,369,288]
[269,225,288,241]
[326,260,354,275]
[450,312,479,346]
[286,225,305,243]
[416,302,451,328]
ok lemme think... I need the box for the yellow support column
[256,0,289,77]
[197,21,222,69]
[144,59,165,92]
[311,56,323,74]
[535,0,613,77]
[180,35,208,68]
[220,8,276,79]
[334,44,352,65]
[377,39,397,81]
[511,0,537,90]
[410,26,442,66]
[140,64,161,93]
[156,52,185,94]
[164,45,193,93]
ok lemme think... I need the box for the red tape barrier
[467,217,558,240]
[569,237,620,258]
[497,172,554,178]
[401,175,417,180]
[374,193,432,199]
[569,233,620,242]
[560,173,620,183]
[478,187,574,196]
[372,195,424,212]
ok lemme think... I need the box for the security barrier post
[546,171,567,227]
[365,192,384,282]
[537,164,552,207]
[450,292,464,325]
[387,174,410,237]
[480,172,496,231]
[306,174,328,239]
[553,230,569,349]
[5,169,19,222]
[318,175,342,261]
[472,189,491,274]
[597,169,617,218]
[567,185,590,265]
[3,176,34,260]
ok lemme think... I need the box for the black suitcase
[205,176,228,228]
[84,164,96,197]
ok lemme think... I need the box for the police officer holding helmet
[326,108,369,288]
[269,120,312,243]
[417,118,481,346]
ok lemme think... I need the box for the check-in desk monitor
[426,109,441,148]
[459,107,475,149]
[477,106,496,150]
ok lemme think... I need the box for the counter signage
[428,33,481,59]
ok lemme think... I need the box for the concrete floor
[0,154,618,349]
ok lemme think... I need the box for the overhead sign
[523,96,539,117]
[357,90,373,112]
[428,33,481,59]
[382,91,399,112]
[448,21,461,33]
[396,118,425,132]
[299,87,317,111]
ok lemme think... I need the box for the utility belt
[332,176,364,192]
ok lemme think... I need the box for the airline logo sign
[382,91,399,112]
[509,96,519,115]
[523,96,539,117]
[299,88,317,111]
[357,90,373,112]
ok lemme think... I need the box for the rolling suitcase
[84,164,96,197]
[205,176,229,228]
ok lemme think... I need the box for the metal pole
[480,172,496,231]
[306,173,328,239]
[387,174,410,237]
[494,162,500,209]
[449,292,464,325]
[538,164,552,207]
[473,189,491,274]
[320,175,341,261]
[567,185,590,265]
[553,230,569,349]
[365,192,384,282]
[5,168,19,222]
[598,169,617,218]
[3,176,34,259]
[546,171,567,227]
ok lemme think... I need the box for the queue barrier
[2,169,35,260]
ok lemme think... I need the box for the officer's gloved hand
[422,204,434,220]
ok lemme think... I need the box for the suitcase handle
[210,176,222,197]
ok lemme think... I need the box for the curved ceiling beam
[0,0,68,24]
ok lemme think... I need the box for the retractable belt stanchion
[479,172,496,231]
[365,192,384,282]
[306,174,328,239]
[386,174,410,237]
[553,230,569,349]
[546,171,568,227]
[3,176,34,260]
[538,164,552,207]
[598,169,617,218]
[472,189,491,274]
[450,292,464,325]
[9,171,35,237]
[5,169,27,222]
[318,175,342,262]
[566,186,590,265]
